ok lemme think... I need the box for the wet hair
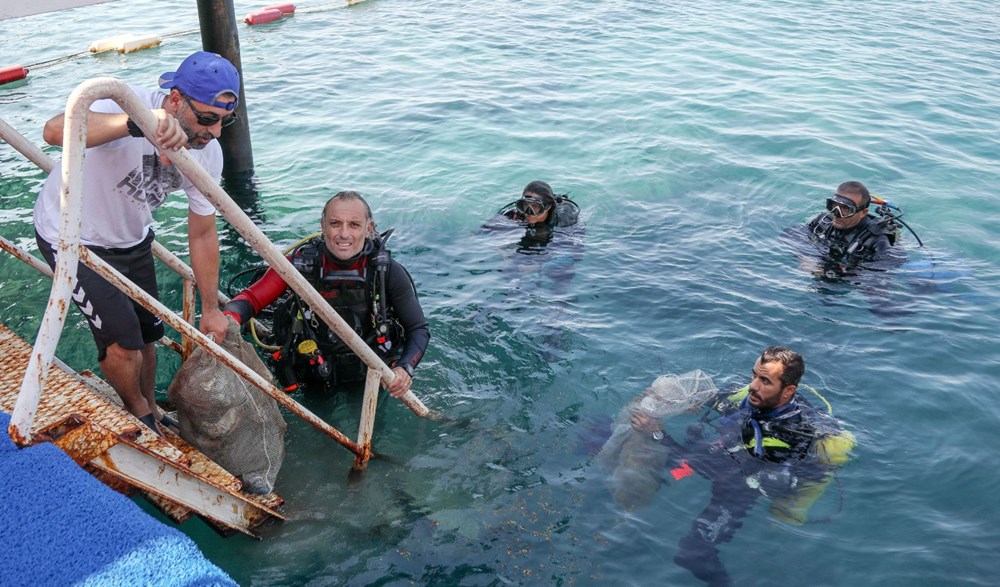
[759,346,805,388]
[837,180,871,209]
[322,190,373,223]
[522,180,556,208]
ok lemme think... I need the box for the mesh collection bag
[167,316,287,494]
[596,370,718,511]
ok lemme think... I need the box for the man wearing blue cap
[33,51,240,434]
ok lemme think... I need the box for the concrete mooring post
[196,0,255,182]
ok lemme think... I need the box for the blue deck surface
[0,411,236,586]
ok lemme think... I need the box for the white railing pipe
[0,235,54,277]
[354,367,382,472]
[0,116,54,174]
[7,78,104,444]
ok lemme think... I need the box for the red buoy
[263,3,296,14]
[244,8,284,25]
[0,65,29,85]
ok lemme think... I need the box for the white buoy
[88,33,162,54]
[89,34,136,53]
[119,34,162,54]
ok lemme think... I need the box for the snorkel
[811,210,837,241]
[813,211,835,237]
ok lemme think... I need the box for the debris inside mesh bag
[595,370,717,511]
[639,370,718,418]
[167,316,287,494]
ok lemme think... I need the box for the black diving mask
[515,196,549,216]
[825,194,865,219]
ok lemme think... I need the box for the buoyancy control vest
[271,232,403,390]
[710,385,853,463]
[808,213,898,263]
[699,385,854,524]
[549,196,581,228]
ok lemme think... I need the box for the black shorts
[36,231,164,362]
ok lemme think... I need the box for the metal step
[0,323,285,537]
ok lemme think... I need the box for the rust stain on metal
[181,278,195,360]
[0,322,283,535]
[353,447,372,472]
[88,467,138,496]
[78,247,365,456]
[245,490,285,514]
[48,417,118,466]
[159,336,183,355]
[144,491,194,524]
[37,414,86,441]
[7,426,28,446]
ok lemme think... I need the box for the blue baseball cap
[159,51,240,111]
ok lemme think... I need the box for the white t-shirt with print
[34,86,221,248]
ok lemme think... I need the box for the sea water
[2,1,999,585]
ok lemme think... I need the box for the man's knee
[102,342,143,365]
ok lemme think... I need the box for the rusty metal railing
[0,236,187,356]
[0,117,52,173]
[3,79,439,465]
[0,114,234,350]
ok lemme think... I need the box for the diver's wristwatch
[651,430,664,442]
[126,117,144,138]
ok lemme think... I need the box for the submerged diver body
[482,180,584,293]
[481,181,585,360]
[224,191,428,398]
[631,347,853,586]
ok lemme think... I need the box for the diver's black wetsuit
[660,389,840,586]
[806,213,894,271]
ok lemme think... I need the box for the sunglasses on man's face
[826,194,865,218]
[516,196,549,216]
[183,95,238,128]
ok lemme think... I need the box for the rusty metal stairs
[0,323,284,537]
